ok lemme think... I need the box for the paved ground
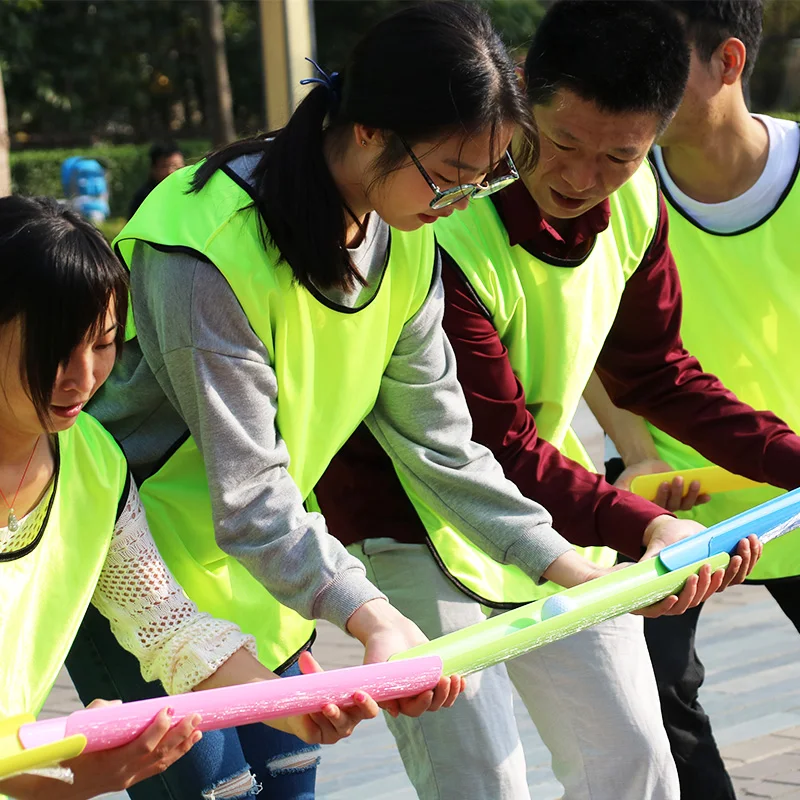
[43,585,800,800]
[39,402,800,798]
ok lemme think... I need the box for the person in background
[128,141,185,218]
[584,2,800,798]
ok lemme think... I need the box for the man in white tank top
[586,3,800,798]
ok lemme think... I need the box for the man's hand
[635,515,763,616]
[615,459,711,511]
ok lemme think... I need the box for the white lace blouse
[1,479,257,696]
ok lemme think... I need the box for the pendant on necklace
[7,509,19,533]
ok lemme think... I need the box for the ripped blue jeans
[66,604,320,799]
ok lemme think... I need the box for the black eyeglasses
[400,137,519,210]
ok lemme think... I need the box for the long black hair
[0,196,128,423]
[193,2,536,292]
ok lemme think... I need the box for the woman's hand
[272,652,380,744]
[63,700,201,798]
[346,599,465,718]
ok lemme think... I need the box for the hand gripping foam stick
[393,487,800,676]
[0,657,442,778]
[0,714,86,782]
[630,465,762,501]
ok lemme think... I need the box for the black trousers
[606,456,800,799]
[641,584,800,800]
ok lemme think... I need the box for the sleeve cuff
[504,525,574,584]
[601,494,671,560]
[313,568,388,632]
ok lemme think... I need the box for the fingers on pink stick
[298,651,323,675]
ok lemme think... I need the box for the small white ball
[541,594,577,620]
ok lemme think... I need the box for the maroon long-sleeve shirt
[314,180,800,558]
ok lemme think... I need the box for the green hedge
[9,141,211,218]
[10,113,799,217]
[768,110,800,122]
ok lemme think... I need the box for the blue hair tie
[300,57,341,105]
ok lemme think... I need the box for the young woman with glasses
[68,4,620,798]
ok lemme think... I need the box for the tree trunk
[0,64,11,197]
[198,0,236,147]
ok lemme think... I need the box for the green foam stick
[392,553,729,675]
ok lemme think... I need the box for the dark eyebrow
[554,127,640,158]
[443,157,486,174]
[442,156,501,175]
[553,127,582,144]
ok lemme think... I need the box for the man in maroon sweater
[314,2,788,799]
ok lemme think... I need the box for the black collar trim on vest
[114,239,214,267]
[491,161,661,270]
[440,247,494,323]
[304,233,393,316]
[518,234,598,269]
[138,430,191,485]
[116,469,132,523]
[632,162,663,276]
[488,192,600,269]
[220,163,395,316]
[0,435,60,563]
[221,162,259,203]
[653,122,800,237]
[274,630,318,675]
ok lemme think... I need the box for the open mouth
[550,188,587,211]
[50,402,85,419]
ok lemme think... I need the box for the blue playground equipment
[60,156,110,223]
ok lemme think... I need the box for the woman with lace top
[0,196,380,800]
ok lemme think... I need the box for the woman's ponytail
[193,3,536,293]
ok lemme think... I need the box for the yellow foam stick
[630,465,762,502]
[0,714,86,780]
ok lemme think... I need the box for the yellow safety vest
[650,142,800,581]
[115,162,436,667]
[0,414,128,719]
[403,163,661,606]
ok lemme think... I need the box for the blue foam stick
[658,486,800,571]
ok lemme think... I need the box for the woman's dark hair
[0,196,129,423]
[660,1,763,82]
[193,1,536,292]
[525,0,690,131]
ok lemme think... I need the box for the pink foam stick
[19,656,442,754]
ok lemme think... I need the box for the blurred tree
[223,1,263,135]
[198,0,235,146]
[312,0,547,70]
[0,0,205,142]
[751,0,800,111]
[0,63,9,195]
[1,0,795,148]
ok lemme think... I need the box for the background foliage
[2,0,799,216]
